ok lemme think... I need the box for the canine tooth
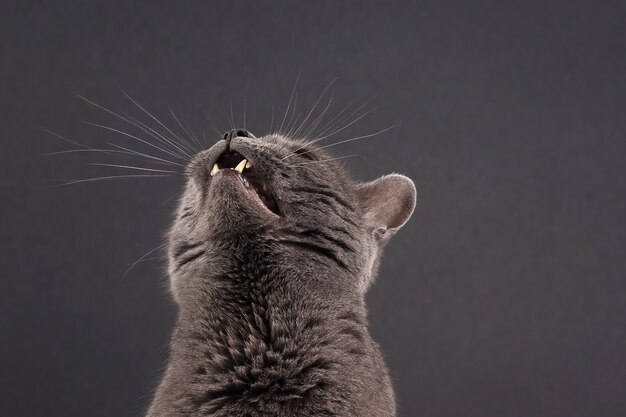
[234,159,247,173]
[245,160,253,169]
[210,164,219,176]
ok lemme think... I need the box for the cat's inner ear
[356,174,416,241]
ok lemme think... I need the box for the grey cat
[146,128,416,417]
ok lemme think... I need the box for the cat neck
[170,257,369,360]
[151,253,379,416]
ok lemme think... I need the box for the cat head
[168,128,416,302]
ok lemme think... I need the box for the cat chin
[208,169,280,222]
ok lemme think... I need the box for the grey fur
[146,132,416,417]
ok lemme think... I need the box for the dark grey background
[1,1,625,416]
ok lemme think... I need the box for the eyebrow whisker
[300,126,396,157]
[312,102,375,143]
[310,98,371,142]
[300,89,335,140]
[281,98,372,160]
[269,103,275,133]
[292,78,337,140]
[278,72,300,134]
[284,92,300,137]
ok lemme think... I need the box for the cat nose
[222,128,255,144]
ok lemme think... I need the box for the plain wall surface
[1,1,625,416]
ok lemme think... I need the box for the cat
[146,127,416,417]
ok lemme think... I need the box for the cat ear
[356,174,416,241]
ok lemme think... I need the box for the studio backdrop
[1,1,625,417]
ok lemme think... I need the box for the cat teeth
[234,159,247,173]
[210,159,251,176]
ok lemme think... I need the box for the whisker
[122,243,167,279]
[134,256,161,262]
[72,92,191,159]
[44,124,183,167]
[295,154,360,166]
[282,97,339,157]
[283,105,374,159]
[278,72,300,134]
[282,98,366,160]
[295,164,323,178]
[42,127,90,150]
[292,78,336,139]
[229,99,236,128]
[243,100,247,129]
[177,108,202,148]
[160,191,180,206]
[120,90,196,155]
[286,112,303,138]
[168,106,202,151]
[179,108,203,150]
[47,148,118,156]
[201,110,227,138]
[299,125,396,157]
[308,98,359,139]
[300,89,335,139]
[87,163,178,173]
[122,112,194,158]
[82,121,188,161]
[54,174,171,187]
[106,143,184,166]
[47,147,182,167]
[313,99,374,142]
[285,92,299,136]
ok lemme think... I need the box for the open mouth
[210,150,279,215]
